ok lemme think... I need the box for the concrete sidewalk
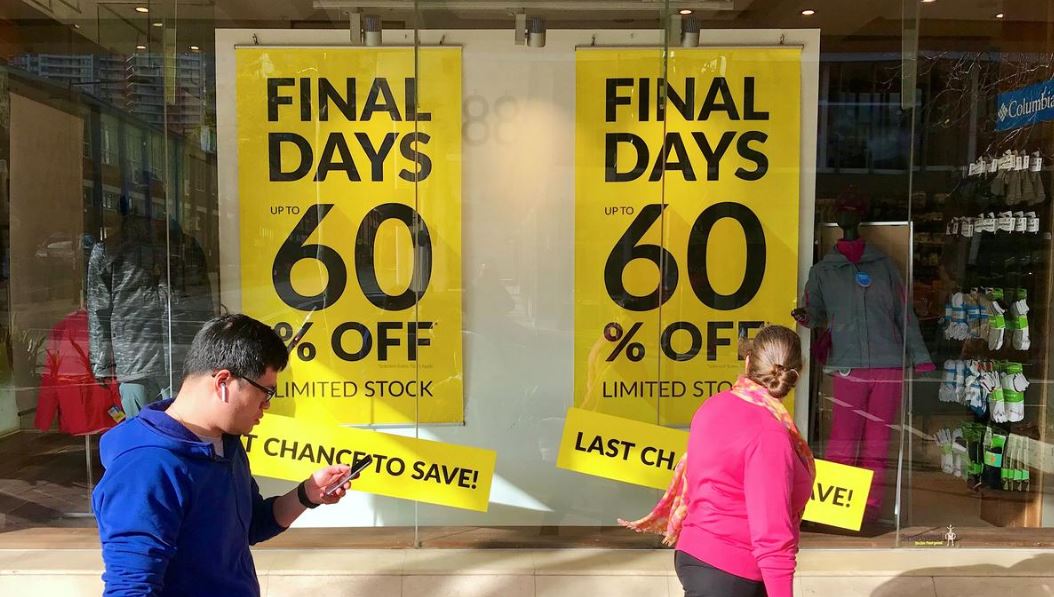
[1,547,1053,596]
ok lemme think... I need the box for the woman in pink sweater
[622,325,815,597]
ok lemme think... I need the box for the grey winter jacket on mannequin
[87,215,214,383]
[800,243,932,370]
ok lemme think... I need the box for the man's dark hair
[183,314,288,380]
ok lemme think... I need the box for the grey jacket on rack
[800,244,933,370]
[87,216,215,384]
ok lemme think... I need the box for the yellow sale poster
[235,47,462,425]
[246,414,496,512]
[575,48,801,426]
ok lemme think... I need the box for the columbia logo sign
[996,78,1054,132]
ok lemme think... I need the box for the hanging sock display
[987,288,1006,350]
[1002,362,1028,423]
[1011,289,1030,351]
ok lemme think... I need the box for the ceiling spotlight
[921,0,936,3]
[996,12,1004,18]
[679,9,693,15]
[136,44,146,50]
[801,9,816,15]
[189,45,200,51]
[153,21,163,27]
[135,6,149,13]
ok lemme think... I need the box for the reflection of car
[33,233,91,300]
[34,235,76,262]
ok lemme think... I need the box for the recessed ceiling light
[190,45,200,51]
[921,0,936,3]
[679,9,693,15]
[801,9,816,15]
[136,44,146,50]
[135,6,149,13]
[996,12,1005,18]
[152,21,163,27]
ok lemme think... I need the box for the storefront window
[0,0,1051,550]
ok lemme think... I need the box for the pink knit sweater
[675,390,814,597]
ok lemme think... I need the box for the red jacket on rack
[35,310,122,435]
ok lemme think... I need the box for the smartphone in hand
[323,455,373,496]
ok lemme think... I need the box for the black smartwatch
[296,481,320,509]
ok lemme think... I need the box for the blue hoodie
[92,399,287,596]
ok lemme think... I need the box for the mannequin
[794,194,933,523]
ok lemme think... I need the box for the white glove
[961,216,975,238]
[947,217,960,236]
[988,296,1006,350]
[1015,211,1028,233]
[1012,296,1030,351]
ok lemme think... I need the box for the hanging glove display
[1014,211,1027,233]
[980,212,997,234]
[1021,163,1037,203]
[1006,168,1023,204]
[997,211,1015,233]
[1027,153,1046,205]
[1011,289,1030,351]
[991,166,1007,197]
[1026,211,1040,233]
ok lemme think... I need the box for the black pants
[674,551,767,597]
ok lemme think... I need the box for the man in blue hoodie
[92,314,354,596]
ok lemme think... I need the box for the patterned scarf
[618,376,815,546]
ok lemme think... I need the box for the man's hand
[304,464,356,505]
[272,464,357,528]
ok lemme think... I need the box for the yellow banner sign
[557,408,872,531]
[574,48,802,426]
[801,459,874,531]
[557,407,688,489]
[245,414,496,512]
[235,47,463,425]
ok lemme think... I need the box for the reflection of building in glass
[11,52,209,135]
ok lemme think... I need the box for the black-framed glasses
[234,374,277,404]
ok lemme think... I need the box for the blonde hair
[740,325,802,399]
